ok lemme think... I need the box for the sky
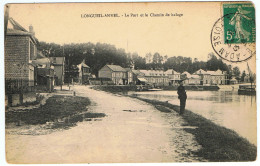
[7,2,255,72]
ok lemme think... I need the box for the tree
[233,66,241,81]
[240,70,246,82]
[145,53,153,64]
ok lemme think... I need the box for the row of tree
[38,41,243,81]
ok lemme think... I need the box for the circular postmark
[211,13,256,63]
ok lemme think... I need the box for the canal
[128,88,257,145]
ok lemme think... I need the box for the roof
[132,70,141,75]
[124,68,132,72]
[33,58,51,68]
[181,71,192,78]
[8,18,27,31]
[194,69,225,75]
[37,51,46,59]
[138,78,148,82]
[6,18,38,44]
[49,57,65,65]
[165,69,180,75]
[139,70,167,76]
[107,65,126,72]
[190,75,200,79]
[77,61,90,72]
[194,69,208,75]
[82,63,90,68]
[207,69,225,76]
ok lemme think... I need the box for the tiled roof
[107,65,126,72]
[194,69,225,75]
[139,70,168,76]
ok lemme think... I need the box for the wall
[5,35,30,80]
[54,65,64,85]
[98,66,112,79]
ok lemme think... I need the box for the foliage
[38,41,236,78]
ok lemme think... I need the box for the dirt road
[6,85,204,163]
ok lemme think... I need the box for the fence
[5,79,35,94]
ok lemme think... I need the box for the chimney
[29,25,35,36]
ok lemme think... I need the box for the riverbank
[93,86,257,161]
[93,85,220,92]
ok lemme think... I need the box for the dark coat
[177,85,187,100]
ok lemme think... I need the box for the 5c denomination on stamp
[211,3,255,63]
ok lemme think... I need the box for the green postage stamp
[223,3,256,44]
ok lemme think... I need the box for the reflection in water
[129,90,257,145]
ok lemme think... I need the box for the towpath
[6,85,204,163]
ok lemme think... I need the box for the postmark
[211,3,255,63]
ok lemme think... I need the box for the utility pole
[61,45,64,90]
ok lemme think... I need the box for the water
[128,89,257,145]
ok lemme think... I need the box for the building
[98,65,127,85]
[165,69,181,86]
[5,18,38,93]
[34,57,55,92]
[183,74,200,85]
[124,68,134,85]
[132,70,146,85]
[49,57,65,85]
[77,61,91,84]
[244,74,251,83]
[206,70,227,85]
[193,69,227,85]
[139,70,169,87]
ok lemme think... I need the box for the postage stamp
[223,3,256,44]
[211,3,256,63]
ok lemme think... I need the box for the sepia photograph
[2,0,257,164]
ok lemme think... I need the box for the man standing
[177,81,187,115]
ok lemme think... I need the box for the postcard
[4,1,256,164]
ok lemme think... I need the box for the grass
[132,97,257,162]
[6,95,92,125]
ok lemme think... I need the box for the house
[183,74,200,85]
[193,69,211,85]
[244,74,251,83]
[5,18,38,93]
[77,61,91,84]
[124,68,134,85]
[193,69,227,85]
[34,56,55,92]
[206,70,227,85]
[98,65,127,85]
[165,69,181,86]
[132,70,146,85]
[49,57,65,85]
[139,69,169,87]
[181,71,191,80]
[230,77,238,84]
[181,71,199,85]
